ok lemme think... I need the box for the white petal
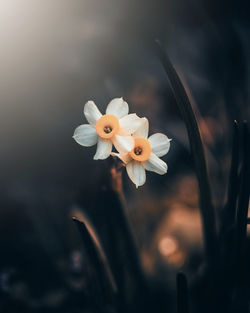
[94,138,112,160]
[112,135,134,153]
[84,100,102,125]
[133,118,149,138]
[106,97,129,118]
[144,153,168,175]
[126,161,146,188]
[111,152,132,164]
[148,133,171,157]
[119,114,145,135]
[73,124,98,147]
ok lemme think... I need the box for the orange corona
[96,114,119,139]
[130,138,151,162]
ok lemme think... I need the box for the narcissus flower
[73,98,143,160]
[112,118,171,188]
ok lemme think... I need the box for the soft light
[158,236,178,257]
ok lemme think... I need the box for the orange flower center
[96,114,119,139]
[130,137,151,162]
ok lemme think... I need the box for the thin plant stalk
[225,120,240,225]
[92,159,148,312]
[177,272,189,313]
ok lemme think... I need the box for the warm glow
[168,251,185,267]
[158,236,178,257]
[130,137,151,162]
[96,114,119,139]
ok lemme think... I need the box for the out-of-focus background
[0,0,249,312]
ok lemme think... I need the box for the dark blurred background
[0,0,249,312]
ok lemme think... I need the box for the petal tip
[163,165,168,174]
[135,181,145,188]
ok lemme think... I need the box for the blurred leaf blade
[155,40,218,265]
[72,216,117,310]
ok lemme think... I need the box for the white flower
[73,98,144,160]
[112,118,171,188]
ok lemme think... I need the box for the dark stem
[93,158,148,312]
[177,272,189,313]
[236,122,250,258]
[234,122,250,313]
[219,121,240,267]
[225,120,240,225]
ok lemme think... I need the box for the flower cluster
[73,98,171,188]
